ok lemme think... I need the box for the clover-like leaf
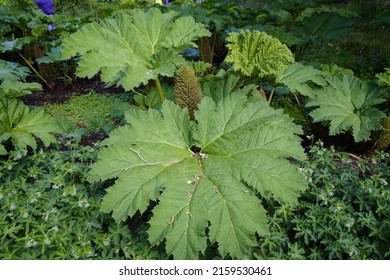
[89,93,307,260]
[61,8,211,90]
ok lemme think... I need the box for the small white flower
[22,212,29,218]
[331,205,342,213]
[52,184,62,189]
[0,193,4,200]
[70,248,79,259]
[103,238,110,246]
[78,199,90,209]
[379,178,388,186]
[47,226,59,233]
[44,238,51,245]
[345,218,355,229]
[25,237,38,248]
[87,250,96,257]
[298,167,305,174]
[9,203,17,211]
[348,247,358,257]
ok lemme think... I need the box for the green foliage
[257,141,390,260]
[0,140,167,259]
[297,12,354,43]
[0,59,30,82]
[306,75,387,142]
[0,60,41,98]
[88,92,307,259]
[275,63,388,144]
[275,62,326,94]
[376,68,390,86]
[44,92,130,132]
[0,98,63,153]
[2,26,64,153]
[61,8,211,90]
[320,63,354,78]
[225,30,294,79]
[0,62,62,154]
[374,116,390,150]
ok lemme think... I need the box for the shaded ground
[23,76,126,107]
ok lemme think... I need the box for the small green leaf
[376,68,390,86]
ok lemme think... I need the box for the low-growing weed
[43,92,131,134]
[0,138,167,259]
[256,140,390,260]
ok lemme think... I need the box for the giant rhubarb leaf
[61,8,210,90]
[307,75,387,142]
[89,93,307,259]
[0,98,62,151]
[275,62,326,95]
[225,30,294,79]
[298,12,354,43]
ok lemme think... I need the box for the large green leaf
[275,62,326,95]
[225,30,294,79]
[89,94,307,259]
[200,72,259,102]
[61,8,210,90]
[0,59,30,82]
[306,75,387,142]
[0,98,62,150]
[0,80,42,98]
[299,12,354,42]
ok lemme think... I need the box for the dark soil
[21,76,127,147]
[22,76,126,107]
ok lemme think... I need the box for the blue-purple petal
[47,23,55,31]
[35,0,55,15]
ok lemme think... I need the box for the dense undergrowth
[1,0,389,260]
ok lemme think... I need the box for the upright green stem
[268,87,276,105]
[293,93,314,128]
[18,53,48,84]
[155,77,165,103]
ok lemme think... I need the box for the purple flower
[47,23,55,31]
[34,0,55,15]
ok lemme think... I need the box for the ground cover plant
[1,0,389,260]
